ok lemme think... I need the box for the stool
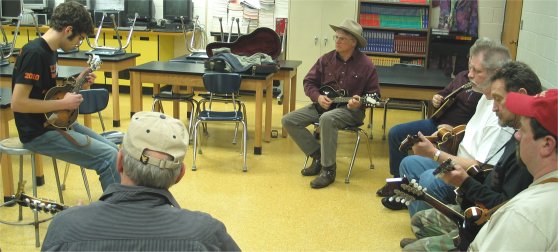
[0,137,64,248]
[303,122,374,183]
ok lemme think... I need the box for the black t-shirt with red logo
[12,37,58,143]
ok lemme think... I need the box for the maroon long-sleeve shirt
[303,49,380,103]
[435,70,482,126]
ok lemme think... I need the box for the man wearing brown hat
[282,19,380,188]
[469,89,558,251]
[42,112,240,251]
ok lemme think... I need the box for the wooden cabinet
[358,0,431,67]
[288,0,357,102]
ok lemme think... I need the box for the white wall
[478,0,506,42]
[516,0,558,89]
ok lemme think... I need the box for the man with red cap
[469,89,558,251]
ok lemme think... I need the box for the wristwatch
[432,149,441,162]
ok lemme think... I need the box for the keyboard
[86,49,125,56]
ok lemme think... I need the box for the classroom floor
[0,92,420,251]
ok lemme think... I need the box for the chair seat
[198,111,244,121]
[101,131,125,145]
[342,122,364,131]
[153,91,195,101]
[0,137,32,155]
[198,93,241,100]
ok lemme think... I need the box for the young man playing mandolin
[11,1,120,191]
[282,19,380,189]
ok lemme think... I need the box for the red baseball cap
[505,89,558,136]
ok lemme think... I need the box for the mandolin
[44,55,102,129]
[399,125,466,155]
[430,82,473,120]
[388,173,489,251]
[313,85,380,115]
[433,158,493,183]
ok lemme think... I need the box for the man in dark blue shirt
[42,112,240,251]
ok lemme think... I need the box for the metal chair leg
[51,158,64,204]
[80,167,92,202]
[30,154,40,248]
[18,155,23,221]
[359,129,374,169]
[192,120,202,171]
[382,99,389,140]
[303,155,310,170]
[60,162,70,190]
[345,131,361,184]
[233,122,239,144]
[241,120,247,172]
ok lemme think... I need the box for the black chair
[192,73,247,172]
[152,85,199,138]
[60,89,124,202]
[197,90,247,144]
[303,122,374,183]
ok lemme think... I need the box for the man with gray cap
[282,19,380,189]
[42,112,240,251]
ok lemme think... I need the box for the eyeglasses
[334,35,353,43]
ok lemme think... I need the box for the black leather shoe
[381,197,407,210]
[301,158,321,176]
[376,183,395,197]
[310,165,336,189]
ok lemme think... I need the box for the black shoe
[381,197,407,210]
[301,158,321,176]
[310,165,336,189]
[400,238,418,248]
[376,183,395,197]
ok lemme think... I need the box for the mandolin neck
[423,193,465,223]
[71,68,92,93]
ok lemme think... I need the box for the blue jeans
[399,155,456,217]
[388,119,438,177]
[23,123,120,191]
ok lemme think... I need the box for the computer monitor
[1,0,22,20]
[67,0,91,10]
[163,0,192,23]
[22,0,47,10]
[93,0,124,11]
[125,0,151,21]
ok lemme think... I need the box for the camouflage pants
[403,205,461,251]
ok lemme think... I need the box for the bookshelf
[358,0,431,67]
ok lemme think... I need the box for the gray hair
[121,149,182,189]
[469,37,512,75]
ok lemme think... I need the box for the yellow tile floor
[0,93,420,251]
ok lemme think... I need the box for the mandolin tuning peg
[410,179,417,184]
